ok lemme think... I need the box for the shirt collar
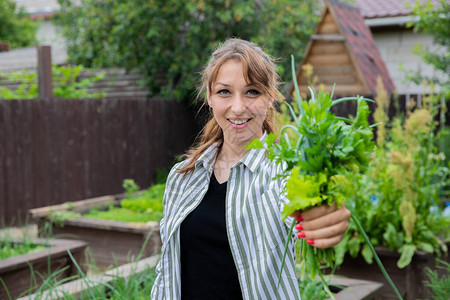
[195,132,269,174]
[236,132,268,173]
[195,142,219,175]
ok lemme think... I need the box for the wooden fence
[0,98,200,227]
[1,94,447,227]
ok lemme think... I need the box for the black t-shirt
[180,173,243,300]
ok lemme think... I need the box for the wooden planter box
[29,194,162,271]
[329,277,382,300]
[0,238,87,300]
[20,255,382,300]
[329,246,450,300]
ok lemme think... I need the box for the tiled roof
[330,0,395,94]
[354,0,446,19]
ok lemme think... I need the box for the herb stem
[351,214,403,300]
[278,219,296,287]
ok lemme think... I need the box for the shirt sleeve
[150,161,185,299]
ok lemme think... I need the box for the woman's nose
[231,94,246,114]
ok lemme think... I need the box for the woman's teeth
[229,119,250,125]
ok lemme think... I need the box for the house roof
[331,1,395,94]
[354,0,445,19]
[289,0,395,97]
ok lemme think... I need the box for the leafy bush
[335,80,450,269]
[0,0,38,49]
[0,65,105,99]
[55,0,320,100]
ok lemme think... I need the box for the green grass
[48,182,165,226]
[0,239,46,260]
[83,206,163,223]
[82,182,165,223]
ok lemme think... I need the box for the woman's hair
[177,38,283,175]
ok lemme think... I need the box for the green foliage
[0,239,45,260]
[48,210,81,228]
[55,0,320,100]
[0,0,38,49]
[48,180,164,226]
[405,0,449,95]
[340,87,450,269]
[423,259,450,300]
[83,180,165,223]
[297,274,329,300]
[0,65,105,99]
[19,263,157,299]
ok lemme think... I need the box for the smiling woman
[150,38,351,300]
[207,60,273,183]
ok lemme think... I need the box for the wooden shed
[288,0,395,98]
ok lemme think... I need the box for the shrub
[0,65,105,99]
[0,0,38,49]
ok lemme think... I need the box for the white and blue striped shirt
[151,137,301,299]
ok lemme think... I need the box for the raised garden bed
[20,254,382,300]
[18,254,160,300]
[29,194,162,271]
[329,245,450,300]
[0,238,87,300]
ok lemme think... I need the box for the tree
[0,0,37,48]
[407,0,449,95]
[55,0,320,100]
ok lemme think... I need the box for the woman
[151,38,350,300]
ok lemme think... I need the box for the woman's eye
[217,89,230,95]
[247,89,261,96]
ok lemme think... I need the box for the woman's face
[208,59,271,148]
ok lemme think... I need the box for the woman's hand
[291,202,351,249]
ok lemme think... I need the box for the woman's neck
[213,142,249,183]
[218,141,249,166]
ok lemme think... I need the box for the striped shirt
[151,136,301,300]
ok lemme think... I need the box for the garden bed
[29,194,162,271]
[0,238,87,300]
[329,245,450,300]
[19,254,382,300]
[17,254,160,300]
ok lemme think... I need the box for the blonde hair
[177,38,283,174]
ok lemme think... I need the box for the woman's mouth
[228,118,251,129]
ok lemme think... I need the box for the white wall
[372,28,447,95]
